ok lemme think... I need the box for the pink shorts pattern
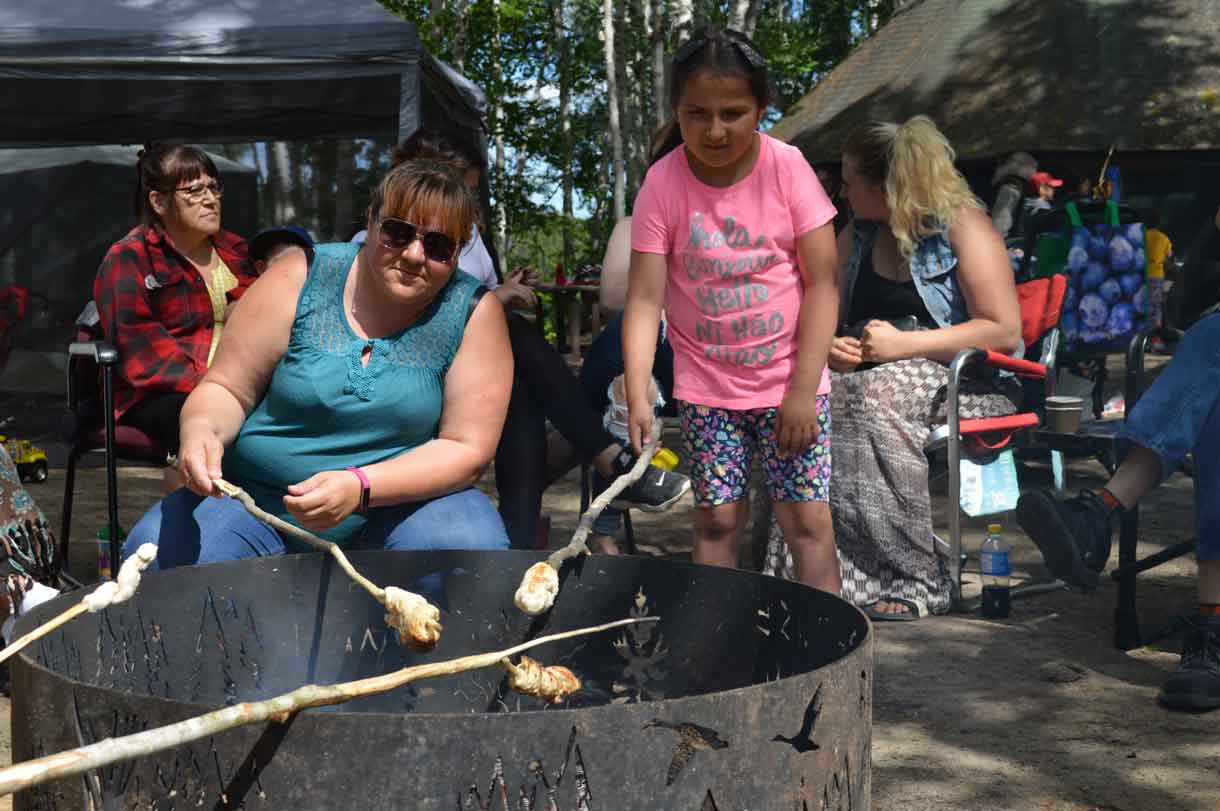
[679,395,831,506]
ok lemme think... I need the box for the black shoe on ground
[609,450,690,513]
[1159,617,1220,712]
[1015,489,1116,591]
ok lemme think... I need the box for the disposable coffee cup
[1045,395,1084,433]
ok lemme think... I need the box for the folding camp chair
[933,274,1069,605]
[59,322,166,576]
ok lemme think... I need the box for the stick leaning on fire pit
[210,477,442,651]
[0,615,659,797]
[515,441,659,616]
[0,543,159,666]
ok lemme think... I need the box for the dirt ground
[0,429,1213,810]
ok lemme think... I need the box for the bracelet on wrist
[345,466,371,514]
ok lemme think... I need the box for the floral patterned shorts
[679,396,831,506]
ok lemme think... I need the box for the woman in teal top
[122,161,513,567]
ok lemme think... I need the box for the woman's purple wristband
[345,466,371,514]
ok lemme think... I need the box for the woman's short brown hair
[368,160,478,253]
[133,144,218,229]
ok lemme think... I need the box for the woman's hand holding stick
[514,442,658,616]
[209,478,442,651]
[0,616,658,797]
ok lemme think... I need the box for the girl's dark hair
[668,27,772,111]
[392,129,481,173]
[133,143,218,229]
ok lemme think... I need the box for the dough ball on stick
[383,586,442,652]
[513,442,660,617]
[502,655,582,704]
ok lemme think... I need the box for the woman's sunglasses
[377,217,458,263]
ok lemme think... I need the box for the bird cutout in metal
[642,718,729,786]
[771,683,823,753]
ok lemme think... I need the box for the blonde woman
[764,116,1022,619]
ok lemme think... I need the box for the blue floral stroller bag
[1060,200,1147,353]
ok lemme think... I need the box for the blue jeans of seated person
[1117,312,1220,558]
[580,314,675,538]
[121,486,509,571]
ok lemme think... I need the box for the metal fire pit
[10,550,871,810]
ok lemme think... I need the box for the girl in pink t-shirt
[623,28,841,593]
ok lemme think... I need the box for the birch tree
[491,0,508,256]
[672,0,693,42]
[602,0,625,220]
[650,0,666,130]
[555,0,575,271]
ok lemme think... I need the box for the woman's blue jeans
[122,486,509,571]
[1118,312,1220,558]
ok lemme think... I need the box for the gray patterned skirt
[764,358,1020,615]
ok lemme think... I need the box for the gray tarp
[0,0,486,146]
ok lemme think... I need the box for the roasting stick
[515,441,659,616]
[0,615,659,797]
[209,477,442,651]
[0,543,158,667]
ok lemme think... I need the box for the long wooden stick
[515,442,659,616]
[0,603,86,666]
[0,616,657,797]
[548,441,657,569]
[211,479,384,601]
[0,543,159,666]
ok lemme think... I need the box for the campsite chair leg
[623,511,638,555]
[102,365,122,572]
[57,449,79,578]
[1113,503,1142,650]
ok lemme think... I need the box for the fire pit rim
[13,550,871,721]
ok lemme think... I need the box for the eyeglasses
[377,217,458,263]
[174,180,224,203]
[673,29,766,70]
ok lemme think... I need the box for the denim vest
[840,220,1024,361]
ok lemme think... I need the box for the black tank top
[847,247,935,329]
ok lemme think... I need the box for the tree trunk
[491,0,508,256]
[555,0,574,274]
[672,0,693,42]
[313,141,339,240]
[452,0,471,71]
[334,140,357,241]
[650,0,666,131]
[603,0,625,220]
[743,0,763,38]
[269,142,295,222]
[728,0,750,31]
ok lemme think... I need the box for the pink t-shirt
[632,133,836,409]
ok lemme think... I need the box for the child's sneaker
[608,449,690,512]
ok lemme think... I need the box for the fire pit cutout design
[11,550,871,809]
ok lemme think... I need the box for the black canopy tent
[0,0,490,401]
[0,0,487,149]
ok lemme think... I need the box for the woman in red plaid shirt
[93,144,257,484]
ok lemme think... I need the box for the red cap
[1031,171,1063,190]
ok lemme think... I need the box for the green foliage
[364,1,897,262]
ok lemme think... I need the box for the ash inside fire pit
[11,550,871,810]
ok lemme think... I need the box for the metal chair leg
[57,450,79,577]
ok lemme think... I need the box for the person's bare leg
[693,501,747,568]
[1103,445,1163,509]
[773,500,840,594]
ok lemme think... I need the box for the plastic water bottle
[979,523,1011,618]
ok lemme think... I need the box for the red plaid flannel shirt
[93,225,256,419]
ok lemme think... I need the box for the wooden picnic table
[533,283,601,362]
